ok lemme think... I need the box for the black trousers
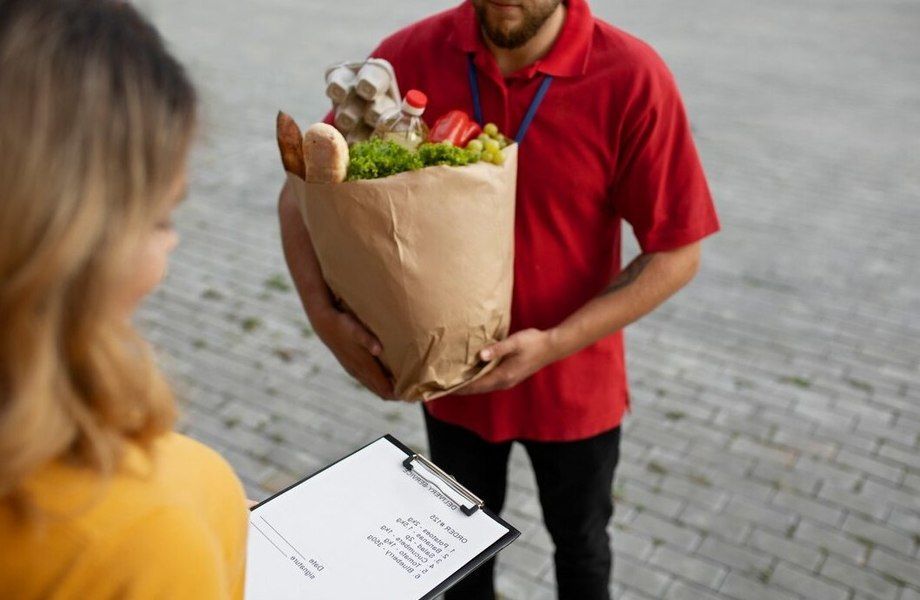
[423,408,621,600]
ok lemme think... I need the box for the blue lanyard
[467,54,554,144]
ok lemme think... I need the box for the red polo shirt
[367,0,719,442]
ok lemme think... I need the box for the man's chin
[483,23,528,48]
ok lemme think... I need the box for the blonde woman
[0,0,248,597]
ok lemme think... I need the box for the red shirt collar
[447,0,594,79]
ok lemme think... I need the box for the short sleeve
[613,55,720,252]
[77,506,227,600]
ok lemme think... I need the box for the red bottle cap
[405,90,428,110]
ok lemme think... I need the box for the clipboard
[246,434,520,600]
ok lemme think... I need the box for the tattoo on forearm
[603,254,653,295]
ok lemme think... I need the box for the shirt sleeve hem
[636,219,721,254]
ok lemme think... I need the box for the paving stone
[621,480,685,519]
[795,456,863,490]
[904,472,920,493]
[818,481,889,520]
[867,547,920,588]
[219,400,273,430]
[749,528,823,572]
[729,437,797,466]
[842,513,916,556]
[751,462,822,496]
[613,555,672,599]
[497,539,553,580]
[494,566,554,600]
[855,417,918,448]
[665,579,731,600]
[901,587,920,600]
[617,589,655,600]
[649,544,728,589]
[821,555,900,600]
[657,475,729,511]
[696,536,772,574]
[719,572,801,600]
[714,411,773,442]
[257,468,300,495]
[887,508,920,535]
[632,511,702,551]
[769,489,844,528]
[771,561,849,600]
[835,448,904,485]
[679,504,749,546]
[794,520,869,566]
[860,478,920,515]
[723,496,797,535]
[611,526,657,562]
[771,429,838,461]
[812,422,879,454]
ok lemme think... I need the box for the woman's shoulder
[25,432,243,523]
[154,431,243,486]
[0,432,247,599]
[1,501,230,599]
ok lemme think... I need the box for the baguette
[276,111,306,179]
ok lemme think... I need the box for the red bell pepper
[428,110,481,146]
[458,120,482,146]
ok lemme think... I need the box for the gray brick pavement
[139,0,920,597]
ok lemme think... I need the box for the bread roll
[303,123,349,184]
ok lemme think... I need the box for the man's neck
[484,3,567,76]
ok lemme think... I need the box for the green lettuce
[346,139,482,181]
[346,138,423,181]
[417,142,477,167]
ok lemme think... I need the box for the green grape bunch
[465,122,508,165]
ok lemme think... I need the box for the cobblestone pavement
[138,0,920,598]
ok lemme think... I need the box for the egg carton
[325,58,401,145]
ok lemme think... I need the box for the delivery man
[279,1,719,598]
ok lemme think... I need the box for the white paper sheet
[245,438,510,600]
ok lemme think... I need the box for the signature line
[252,522,288,559]
[260,516,307,560]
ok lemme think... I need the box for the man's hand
[311,306,395,400]
[278,182,394,400]
[455,244,703,396]
[456,328,561,395]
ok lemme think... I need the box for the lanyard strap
[467,54,554,144]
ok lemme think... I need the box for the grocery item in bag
[372,90,429,151]
[302,123,349,184]
[276,111,306,179]
[325,58,401,144]
[428,110,482,147]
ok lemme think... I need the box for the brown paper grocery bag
[290,145,517,401]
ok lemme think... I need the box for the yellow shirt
[0,433,248,599]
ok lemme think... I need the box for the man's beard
[474,1,562,49]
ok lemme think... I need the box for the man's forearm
[278,181,335,320]
[549,243,701,358]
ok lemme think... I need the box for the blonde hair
[0,0,197,501]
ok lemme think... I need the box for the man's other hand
[456,328,560,395]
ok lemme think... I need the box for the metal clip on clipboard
[402,454,485,516]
